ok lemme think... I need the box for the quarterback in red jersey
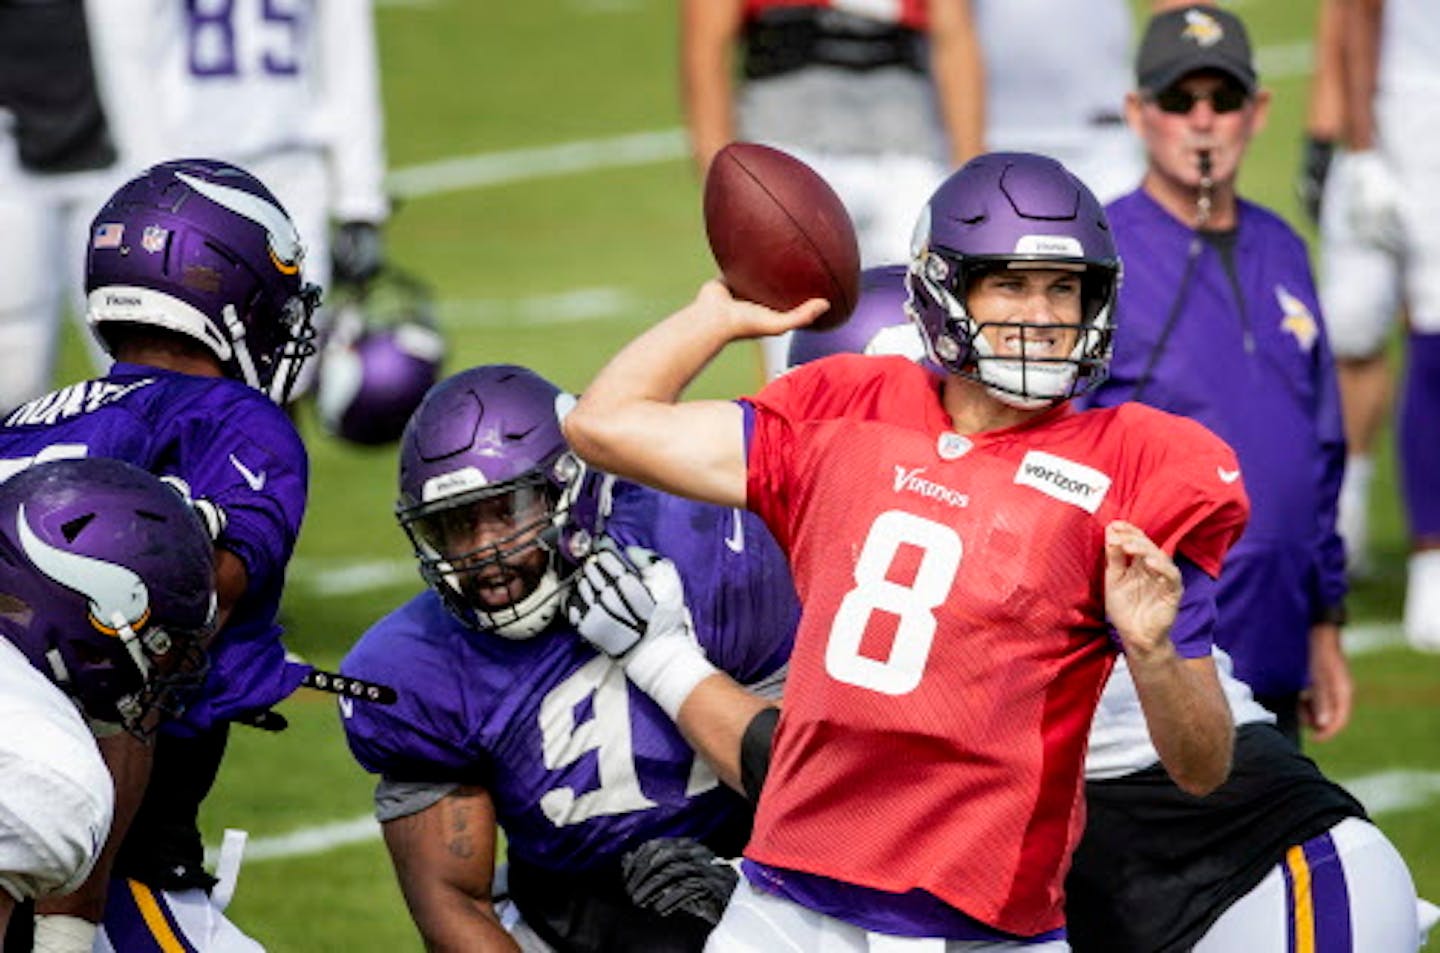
[565,153,1246,949]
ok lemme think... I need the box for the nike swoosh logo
[724,509,745,553]
[230,453,267,491]
[1217,467,1241,484]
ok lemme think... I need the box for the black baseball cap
[1136,5,1257,95]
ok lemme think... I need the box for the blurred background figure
[1312,0,1440,651]
[1085,4,1352,743]
[682,0,984,380]
[971,0,1143,204]
[0,0,391,412]
[0,0,125,413]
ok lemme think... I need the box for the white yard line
[383,42,1312,200]
[440,287,638,327]
[386,130,688,200]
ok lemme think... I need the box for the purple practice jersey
[1086,190,1348,697]
[340,481,799,871]
[0,363,310,732]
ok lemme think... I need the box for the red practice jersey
[743,356,1249,936]
[742,0,929,30]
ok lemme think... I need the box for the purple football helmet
[316,268,445,446]
[396,365,609,639]
[787,265,928,369]
[85,158,322,405]
[0,457,217,736]
[907,152,1120,407]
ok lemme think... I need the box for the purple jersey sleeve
[0,365,310,731]
[340,595,494,782]
[603,480,798,683]
[1169,557,1218,659]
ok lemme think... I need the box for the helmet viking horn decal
[175,171,305,275]
[16,503,151,635]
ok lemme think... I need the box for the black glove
[1297,136,1336,225]
[331,220,385,287]
[622,838,739,925]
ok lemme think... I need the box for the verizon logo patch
[1014,450,1111,514]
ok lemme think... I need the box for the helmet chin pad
[474,569,564,640]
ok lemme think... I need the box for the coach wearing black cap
[1064,3,1383,952]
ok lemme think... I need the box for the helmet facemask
[400,453,591,640]
[222,283,323,405]
[53,606,214,738]
[910,251,1115,409]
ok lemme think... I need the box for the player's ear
[1124,90,1146,135]
[1246,89,1272,138]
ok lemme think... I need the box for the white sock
[1404,551,1440,650]
[1339,455,1375,571]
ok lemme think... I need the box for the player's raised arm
[563,281,826,508]
[1104,521,1233,795]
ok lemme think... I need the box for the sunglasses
[1151,84,1249,115]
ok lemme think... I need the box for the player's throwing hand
[1104,520,1182,661]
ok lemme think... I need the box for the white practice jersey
[972,0,1133,153]
[86,0,388,221]
[1379,0,1440,96]
[1086,647,1276,780]
[0,639,113,902]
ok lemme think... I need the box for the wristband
[33,914,99,953]
[622,635,719,720]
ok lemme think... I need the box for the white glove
[1345,150,1405,252]
[566,544,718,718]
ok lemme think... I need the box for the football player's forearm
[1340,0,1383,150]
[564,300,746,505]
[673,674,776,794]
[928,0,985,163]
[35,732,154,923]
[1130,652,1233,796]
[410,893,519,953]
[681,0,741,173]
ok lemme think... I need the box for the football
[703,142,861,331]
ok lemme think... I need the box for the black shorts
[1065,723,1366,953]
[742,8,925,81]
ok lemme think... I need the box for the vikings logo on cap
[1181,9,1224,48]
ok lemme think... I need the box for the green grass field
[59,1,1440,948]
